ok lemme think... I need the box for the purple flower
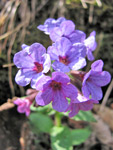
[35,72,78,112]
[14,98,32,116]
[67,93,98,117]
[14,43,51,88]
[37,17,66,35]
[50,20,86,44]
[47,37,86,72]
[82,60,111,100]
[83,31,97,61]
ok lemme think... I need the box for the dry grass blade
[7,33,17,97]
[31,0,37,21]
[2,63,14,68]
[100,79,113,112]
[36,0,49,12]
[0,22,27,40]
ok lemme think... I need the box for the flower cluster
[14,17,111,117]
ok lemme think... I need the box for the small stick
[2,63,14,68]
[99,79,113,112]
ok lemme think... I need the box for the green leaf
[50,126,91,150]
[51,126,73,150]
[29,112,53,133]
[73,110,96,122]
[30,103,55,115]
[71,128,91,145]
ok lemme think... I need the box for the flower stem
[55,111,61,127]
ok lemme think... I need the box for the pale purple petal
[68,43,86,62]
[35,75,51,91]
[84,35,97,51]
[50,37,72,56]
[79,101,94,111]
[15,70,31,86]
[82,84,91,99]
[91,60,104,72]
[21,44,29,49]
[89,71,111,86]
[86,82,103,100]
[31,73,44,89]
[13,50,34,68]
[29,43,46,63]
[90,31,96,36]
[47,45,59,61]
[52,90,68,112]
[68,104,79,117]
[79,100,99,111]
[50,27,63,42]
[52,61,70,72]
[69,30,86,44]
[35,88,53,106]
[37,17,66,35]
[42,54,51,73]
[52,72,70,83]
[61,84,77,101]
[75,93,90,103]
[60,20,75,36]
[87,50,95,61]
[82,71,91,84]
[56,37,72,55]
[69,57,86,70]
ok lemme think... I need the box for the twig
[7,33,17,97]
[99,79,113,112]
[89,4,94,24]
[96,0,102,7]
[2,63,14,68]
[0,22,27,40]
[81,0,88,8]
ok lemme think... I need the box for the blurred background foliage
[0,0,113,104]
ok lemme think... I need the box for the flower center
[50,80,61,91]
[59,56,69,65]
[33,62,43,73]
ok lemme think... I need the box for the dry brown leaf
[90,115,113,146]
[0,97,18,112]
[93,104,113,131]
[0,102,14,112]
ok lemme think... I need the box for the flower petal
[52,72,70,83]
[31,73,44,89]
[52,61,70,72]
[69,57,86,70]
[68,103,79,117]
[61,20,75,36]
[89,71,111,86]
[86,82,103,100]
[61,84,77,101]
[52,90,68,112]
[69,30,86,44]
[87,50,95,61]
[29,43,46,63]
[68,43,86,62]
[35,75,51,91]
[13,50,34,68]
[91,60,104,72]
[82,83,90,99]
[15,70,31,86]
[35,88,53,106]
[42,54,51,73]
[50,27,63,42]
